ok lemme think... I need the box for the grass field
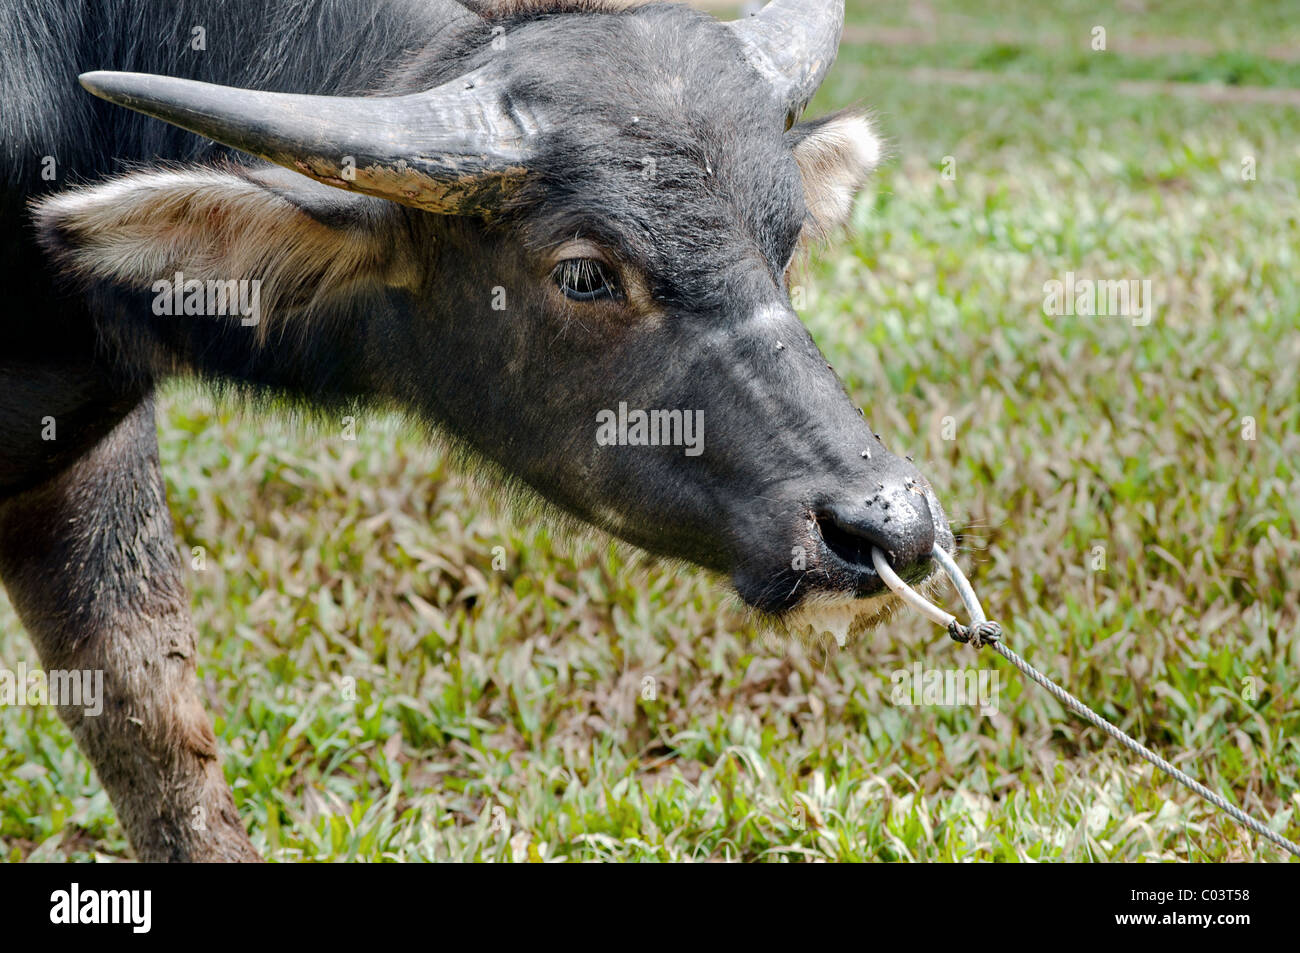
[3,0,1299,861]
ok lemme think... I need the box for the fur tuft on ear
[790,110,883,242]
[32,164,416,335]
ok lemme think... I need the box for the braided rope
[986,637,1300,857]
[871,544,1300,859]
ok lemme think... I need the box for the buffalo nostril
[816,489,936,580]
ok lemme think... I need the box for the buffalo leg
[0,396,259,862]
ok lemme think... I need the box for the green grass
[3,0,1299,861]
[840,0,1300,53]
[833,40,1300,89]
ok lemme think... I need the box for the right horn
[728,0,846,125]
[78,66,542,217]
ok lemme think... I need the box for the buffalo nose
[817,484,936,581]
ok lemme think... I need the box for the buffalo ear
[790,111,882,240]
[33,164,418,317]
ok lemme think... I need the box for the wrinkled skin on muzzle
[575,297,956,622]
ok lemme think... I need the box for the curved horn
[78,69,541,216]
[728,0,845,123]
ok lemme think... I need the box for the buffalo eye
[551,258,621,302]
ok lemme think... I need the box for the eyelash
[551,258,621,302]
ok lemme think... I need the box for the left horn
[78,67,541,216]
[728,0,845,124]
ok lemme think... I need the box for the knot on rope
[868,541,1300,857]
[948,619,1002,648]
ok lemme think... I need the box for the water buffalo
[0,0,955,860]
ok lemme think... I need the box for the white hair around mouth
[777,569,949,649]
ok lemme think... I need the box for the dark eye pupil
[553,259,618,301]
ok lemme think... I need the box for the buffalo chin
[778,592,896,647]
[767,567,949,649]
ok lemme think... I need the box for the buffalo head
[36,0,955,644]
